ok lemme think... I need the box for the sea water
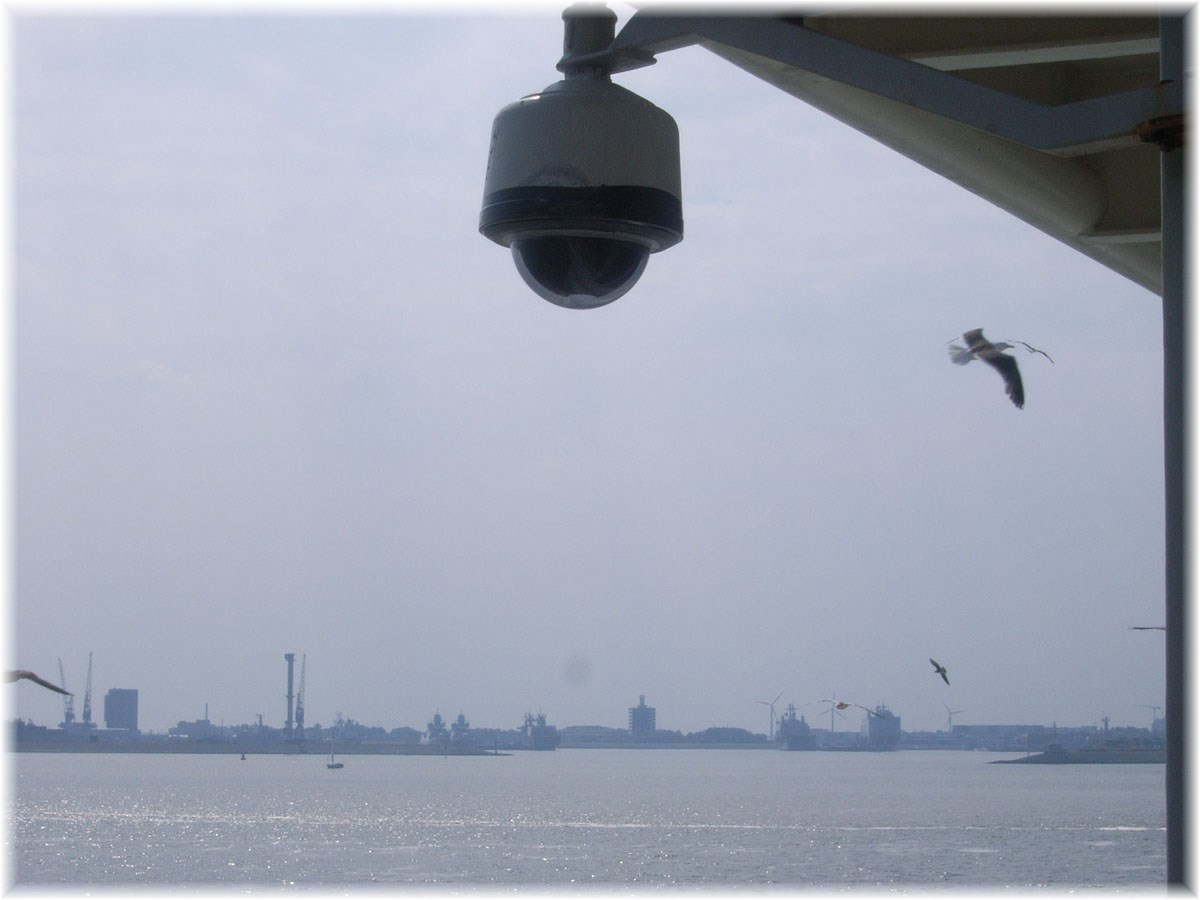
[7,749,1165,889]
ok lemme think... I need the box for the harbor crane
[57,658,74,726]
[294,654,307,740]
[81,651,93,727]
[1139,704,1163,726]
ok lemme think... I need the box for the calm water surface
[8,749,1166,889]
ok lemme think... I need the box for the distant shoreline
[8,737,1165,758]
[992,748,1165,764]
[8,740,1008,755]
[8,741,501,756]
[7,741,782,755]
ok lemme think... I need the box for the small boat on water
[326,738,344,770]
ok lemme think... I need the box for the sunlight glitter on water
[11,750,1166,887]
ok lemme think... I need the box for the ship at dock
[776,702,900,751]
[522,712,560,750]
[776,704,815,750]
[860,703,901,751]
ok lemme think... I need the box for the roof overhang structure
[566,8,1182,295]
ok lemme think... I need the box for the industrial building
[103,688,138,732]
[628,695,655,737]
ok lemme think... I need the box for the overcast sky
[10,6,1165,737]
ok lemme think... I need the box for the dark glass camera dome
[511,235,650,310]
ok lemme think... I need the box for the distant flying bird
[929,658,950,685]
[947,329,1053,409]
[820,699,851,710]
[1130,626,1167,631]
[6,670,71,695]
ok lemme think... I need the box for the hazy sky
[11,6,1165,737]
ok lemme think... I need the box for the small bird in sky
[6,669,71,695]
[947,328,1053,409]
[1129,626,1167,631]
[819,699,851,710]
[929,658,950,685]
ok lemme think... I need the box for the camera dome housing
[480,77,683,309]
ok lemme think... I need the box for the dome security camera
[479,16,683,309]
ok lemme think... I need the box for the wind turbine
[943,703,965,732]
[819,697,849,732]
[757,692,783,738]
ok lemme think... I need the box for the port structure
[81,652,93,728]
[57,658,74,727]
[294,655,307,740]
[284,653,295,741]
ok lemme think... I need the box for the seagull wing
[961,328,988,348]
[7,669,71,695]
[979,352,1024,409]
[960,329,1024,407]
[1009,340,1055,364]
[929,658,950,684]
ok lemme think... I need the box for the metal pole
[1159,12,1188,888]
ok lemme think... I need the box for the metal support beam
[1160,13,1188,888]
[564,12,1182,156]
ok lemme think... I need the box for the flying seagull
[929,658,950,685]
[819,699,852,710]
[947,329,1053,409]
[6,669,71,696]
